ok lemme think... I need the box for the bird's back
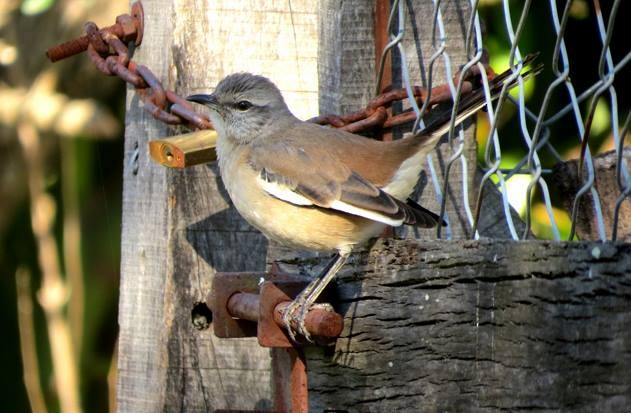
[277,121,422,188]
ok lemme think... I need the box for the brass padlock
[149,129,217,168]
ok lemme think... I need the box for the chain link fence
[379,0,629,241]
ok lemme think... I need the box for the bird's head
[187,73,296,144]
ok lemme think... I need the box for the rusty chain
[46,1,495,135]
[308,64,495,133]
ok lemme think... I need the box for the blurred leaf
[591,98,610,137]
[0,40,17,65]
[531,203,572,240]
[479,0,502,7]
[569,0,590,20]
[504,174,531,215]
[20,0,54,16]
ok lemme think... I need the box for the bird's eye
[236,100,252,111]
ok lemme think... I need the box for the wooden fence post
[117,1,318,411]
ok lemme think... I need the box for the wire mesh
[378,0,630,241]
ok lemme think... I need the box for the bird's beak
[186,93,218,107]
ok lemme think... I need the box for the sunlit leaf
[591,98,610,136]
[20,0,55,16]
[504,174,531,215]
[531,203,572,240]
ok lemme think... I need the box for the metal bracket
[258,280,308,348]
[209,272,262,338]
[207,270,344,413]
[208,271,343,345]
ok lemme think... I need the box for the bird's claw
[282,298,311,342]
[282,300,334,343]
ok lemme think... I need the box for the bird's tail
[418,53,542,139]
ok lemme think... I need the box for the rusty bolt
[227,292,260,321]
[273,301,343,338]
[115,14,138,42]
[226,292,343,340]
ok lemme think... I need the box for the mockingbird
[187,55,539,341]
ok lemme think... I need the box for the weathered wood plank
[553,148,631,241]
[270,239,631,411]
[117,0,175,410]
[318,0,376,116]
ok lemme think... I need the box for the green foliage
[20,0,55,15]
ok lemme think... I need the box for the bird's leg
[282,250,350,342]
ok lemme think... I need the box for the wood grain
[117,1,175,410]
[552,148,631,241]
[272,239,631,411]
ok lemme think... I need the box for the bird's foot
[282,298,333,343]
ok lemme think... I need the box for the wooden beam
[271,238,631,411]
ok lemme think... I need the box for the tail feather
[385,54,541,229]
[403,197,448,227]
[418,53,542,139]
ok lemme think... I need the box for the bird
[187,55,540,341]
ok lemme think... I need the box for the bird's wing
[248,139,440,228]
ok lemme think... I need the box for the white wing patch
[257,176,313,206]
[329,200,404,226]
[257,175,404,226]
